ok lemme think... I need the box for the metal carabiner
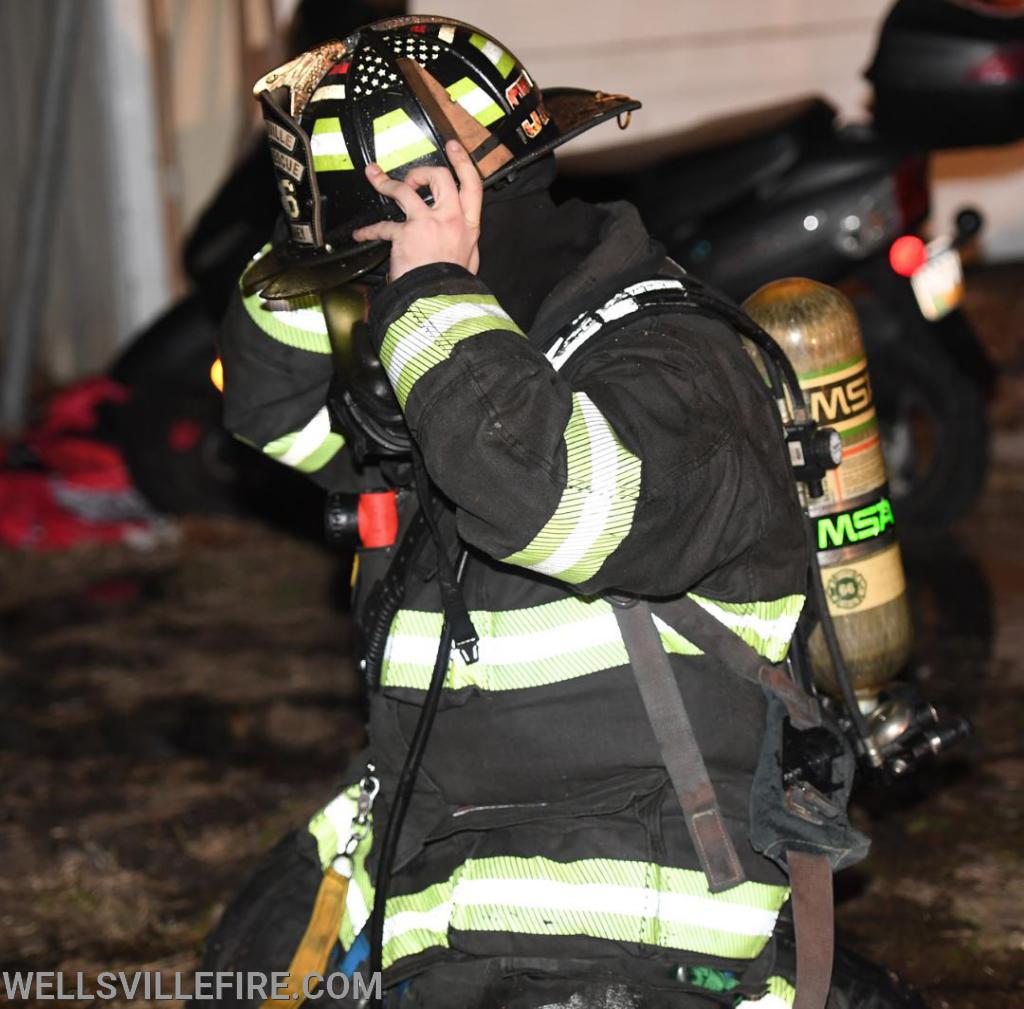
[341,763,380,859]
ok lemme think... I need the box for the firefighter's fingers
[352,220,404,244]
[445,140,483,225]
[401,166,459,209]
[364,164,428,216]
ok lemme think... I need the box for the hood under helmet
[246,14,640,298]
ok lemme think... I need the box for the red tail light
[889,235,927,277]
[967,42,1024,84]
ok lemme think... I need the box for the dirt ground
[1,267,1023,1007]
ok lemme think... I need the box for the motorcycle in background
[558,0,1024,528]
[26,0,1019,533]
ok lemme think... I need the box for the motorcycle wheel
[853,296,989,530]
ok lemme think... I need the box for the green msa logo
[816,497,895,551]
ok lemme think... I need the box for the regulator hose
[366,449,476,1006]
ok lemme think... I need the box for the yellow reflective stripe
[380,294,524,407]
[372,108,437,173]
[240,248,331,354]
[311,116,354,171]
[736,976,797,1009]
[468,32,515,78]
[307,785,375,952]
[263,407,344,473]
[381,855,790,970]
[380,592,801,692]
[381,597,701,692]
[689,593,806,662]
[446,76,503,126]
[503,392,641,584]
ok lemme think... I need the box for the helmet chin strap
[483,152,557,200]
[359,259,390,289]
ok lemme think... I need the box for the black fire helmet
[245,14,640,298]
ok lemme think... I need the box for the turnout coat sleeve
[217,274,353,492]
[368,262,800,598]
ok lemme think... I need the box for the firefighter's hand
[352,140,482,281]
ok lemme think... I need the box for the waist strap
[612,600,746,893]
[612,594,834,1009]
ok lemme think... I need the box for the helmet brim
[245,88,641,299]
[240,239,390,299]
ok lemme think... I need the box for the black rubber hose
[673,272,808,414]
[366,550,467,1005]
[805,525,875,755]
[689,289,809,415]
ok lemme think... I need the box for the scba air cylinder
[743,278,913,699]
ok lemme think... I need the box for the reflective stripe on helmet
[372,108,438,173]
[380,596,701,692]
[379,294,525,407]
[446,77,503,126]
[736,976,797,1009]
[311,117,354,171]
[468,32,516,78]
[380,855,790,969]
[252,18,638,294]
[311,84,347,104]
[502,392,642,584]
[263,406,344,474]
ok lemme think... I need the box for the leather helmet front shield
[258,90,325,249]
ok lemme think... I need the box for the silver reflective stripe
[546,278,687,372]
[262,406,345,474]
[379,855,790,969]
[689,593,805,663]
[501,392,642,585]
[380,597,701,692]
[278,406,331,467]
[384,301,512,383]
[379,293,524,408]
[524,395,623,576]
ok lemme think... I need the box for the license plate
[910,241,963,321]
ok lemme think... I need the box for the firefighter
[205,16,924,1009]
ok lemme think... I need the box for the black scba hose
[367,560,464,1002]
[366,449,477,1007]
[685,279,809,417]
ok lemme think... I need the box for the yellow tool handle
[259,865,350,1009]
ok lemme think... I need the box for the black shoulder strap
[544,270,702,373]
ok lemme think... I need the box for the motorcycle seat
[557,96,837,221]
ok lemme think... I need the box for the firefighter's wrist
[367,262,479,348]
